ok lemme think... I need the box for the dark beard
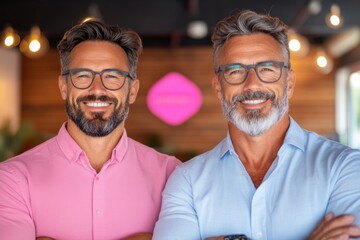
[66,94,129,137]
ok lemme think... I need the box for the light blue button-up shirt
[154,117,360,240]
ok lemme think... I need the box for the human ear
[129,79,139,104]
[212,76,222,100]
[287,69,296,99]
[58,75,67,100]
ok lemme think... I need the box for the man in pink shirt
[0,20,181,240]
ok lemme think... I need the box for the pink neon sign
[147,72,202,126]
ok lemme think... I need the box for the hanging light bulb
[82,17,96,23]
[1,26,20,48]
[186,0,208,39]
[187,20,208,39]
[28,26,42,53]
[308,0,322,15]
[315,47,334,74]
[288,29,310,58]
[325,4,344,29]
[20,26,49,58]
[81,3,103,23]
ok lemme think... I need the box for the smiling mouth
[84,101,111,107]
[241,98,267,105]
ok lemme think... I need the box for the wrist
[224,234,248,240]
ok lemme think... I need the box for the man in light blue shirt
[153,9,360,240]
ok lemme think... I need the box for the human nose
[242,67,262,89]
[89,73,106,91]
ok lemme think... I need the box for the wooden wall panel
[21,47,336,161]
[21,51,66,134]
[290,48,335,136]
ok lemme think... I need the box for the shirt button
[96,210,101,215]
[255,232,263,238]
[95,176,100,181]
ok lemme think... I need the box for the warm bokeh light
[316,56,328,68]
[20,26,49,58]
[288,30,309,58]
[330,15,341,26]
[315,47,333,74]
[289,39,301,52]
[29,39,41,52]
[82,17,96,23]
[325,4,343,29]
[2,26,20,48]
[4,36,14,46]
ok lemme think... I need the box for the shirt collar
[283,116,305,152]
[111,129,129,163]
[56,122,83,163]
[56,122,129,164]
[219,116,305,159]
[219,133,234,159]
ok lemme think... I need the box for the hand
[121,232,152,240]
[308,212,360,240]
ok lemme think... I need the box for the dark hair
[211,9,290,69]
[57,20,143,79]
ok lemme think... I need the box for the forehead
[218,33,285,65]
[69,41,128,69]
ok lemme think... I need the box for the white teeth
[242,99,266,104]
[86,102,110,107]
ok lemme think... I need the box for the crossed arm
[307,213,360,240]
[206,213,360,240]
[34,214,360,240]
[36,233,153,240]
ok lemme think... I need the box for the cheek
[222,86,241,101]
[117,88,130,102]
[66,96,77,109]
[67,91,76,102]
[279,80,288,93]
[66,91,82,107]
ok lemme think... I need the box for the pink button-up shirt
[0,123,181,240]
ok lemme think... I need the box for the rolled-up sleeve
[153,166,201,240]
[327,148,360,226]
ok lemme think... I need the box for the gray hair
[57,20,142,80]
[211,9,290,69]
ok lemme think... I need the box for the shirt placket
[92,172,105,240]
[251,184,267,240]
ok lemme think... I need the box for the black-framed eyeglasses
[62,68,133,90]
[215,61,289,85]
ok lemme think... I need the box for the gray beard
[66,93,130,137]
[220,85,289,136]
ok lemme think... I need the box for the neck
[66,120,124,172]
[229,115,290,188]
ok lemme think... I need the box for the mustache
[232,91,275,102]
[76,95,118,105]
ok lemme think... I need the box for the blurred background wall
[0,48,20,132]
